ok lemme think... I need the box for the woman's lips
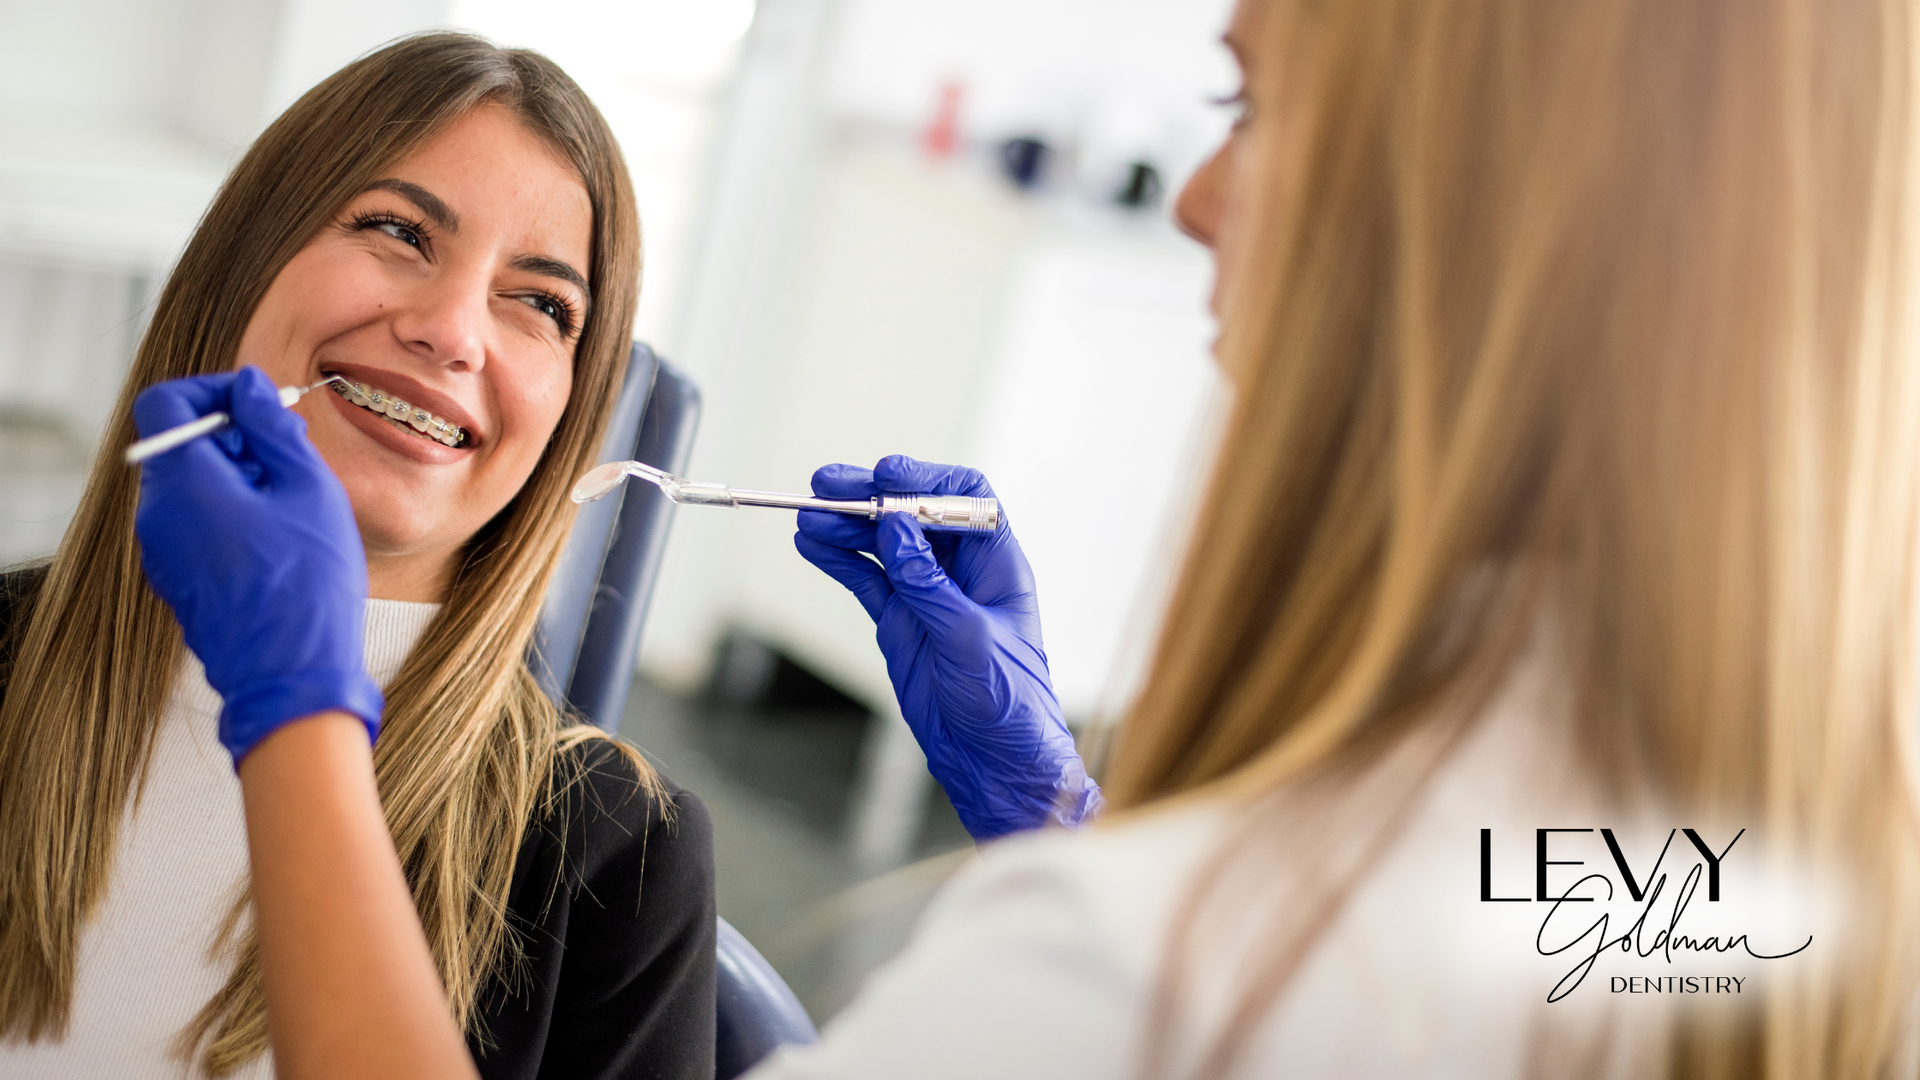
[328,379,468,446]
[316,362,483,447]
[324,388,473,465]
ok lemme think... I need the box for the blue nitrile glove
[793,454,1102,840]
[132,366,383,767]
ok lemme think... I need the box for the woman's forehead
[373,105,592,269]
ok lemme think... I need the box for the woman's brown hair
[1106,0,1920,1076]
[0,32,650,1075]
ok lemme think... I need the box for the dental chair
[533,342,820,1079]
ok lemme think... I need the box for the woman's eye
[376,221,423,248]
[517,293,575,335]
[345,211,429,252]
[1212,89,1253,128]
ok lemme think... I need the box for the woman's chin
[319,443,488,576]
[347,495,463,568]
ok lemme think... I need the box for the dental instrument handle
[726,488,1001,531]
[568,461,1000,530]
[875,494,1001,531]
[126,380,330,465]
[124,411,232,465]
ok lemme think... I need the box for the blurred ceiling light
[451,0,758,95]
[666,0,757,52]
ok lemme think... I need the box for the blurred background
[0,0,1231,1020]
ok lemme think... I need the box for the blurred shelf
[0,122,229,273]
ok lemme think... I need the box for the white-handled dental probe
[571,459,1001,532]
[124,376,347,465]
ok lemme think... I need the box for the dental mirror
[570,460,635,504]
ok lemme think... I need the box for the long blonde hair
[0,33,652,1076]
[1107,0,1920,1075]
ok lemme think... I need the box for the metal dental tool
[125,375,349,465]
[571,459,1002,532]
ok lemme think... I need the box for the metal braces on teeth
[331,379,468,447]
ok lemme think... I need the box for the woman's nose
[1175,143,1228,248]
[390,272,488,370]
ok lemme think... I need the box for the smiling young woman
[0,33,713,1080]
[244,103,593,601]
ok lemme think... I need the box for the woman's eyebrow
[512,254,593,310]
[362,179,461,234]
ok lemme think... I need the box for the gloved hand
[132,366,383,768]
[794,454,1102,840]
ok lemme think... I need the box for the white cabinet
[679,143,1223,724]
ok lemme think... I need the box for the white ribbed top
[0,599,441,1079]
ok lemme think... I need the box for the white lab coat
[748,644,1806,1079]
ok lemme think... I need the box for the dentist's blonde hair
[0,33,652,1076]
[1109,1,1920,1075]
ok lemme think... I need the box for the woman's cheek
[530,358,574,443]
[495,386,568,485]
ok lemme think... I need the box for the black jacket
[0,564,716,1080]
[475,739,716,1080]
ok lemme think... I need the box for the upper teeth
[332,380,466,447]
